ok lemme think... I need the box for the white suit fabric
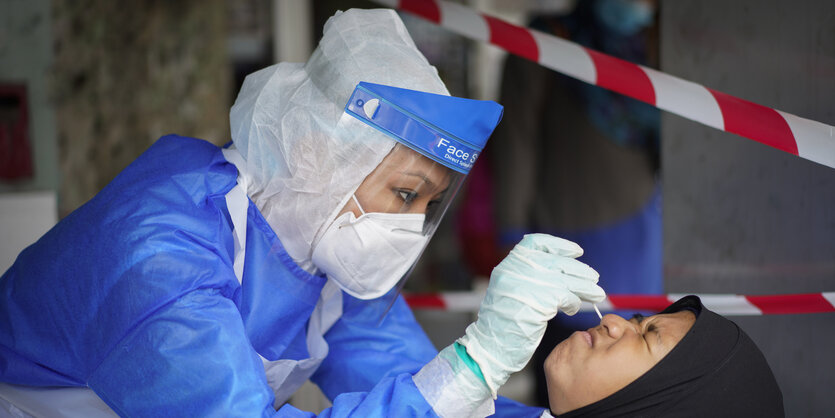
[229,9,449,272]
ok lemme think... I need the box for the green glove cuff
[454,341,486,383]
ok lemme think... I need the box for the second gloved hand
[459,233,606,397]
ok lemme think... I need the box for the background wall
[661,1,835,416]
[0,0,58,194]
[50,0,232,216]
[1,0,235,269]
[0,1,59,271]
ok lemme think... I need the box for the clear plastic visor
[337,143,467,319]
[347,143,465,235]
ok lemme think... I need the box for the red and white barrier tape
[372,0,835,170]
[404,291,835,316]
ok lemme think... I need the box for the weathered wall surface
[51,0,231,214]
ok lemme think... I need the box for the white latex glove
[459,233,606,397]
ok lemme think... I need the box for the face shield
[311,81,503,315]
[229,9,455,274]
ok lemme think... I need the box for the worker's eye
[396,189,418,204]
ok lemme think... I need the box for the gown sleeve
[87,288,278,418]
[88,287,544,417]
[86,282,438,417]
[298,293,546,418]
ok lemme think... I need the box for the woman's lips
[580,331,593,347]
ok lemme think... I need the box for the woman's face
[341,144,451,217]
[545,310,696,414]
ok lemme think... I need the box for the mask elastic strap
[351,194,366,215]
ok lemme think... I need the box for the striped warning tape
[403,291,835,316]
[371,0,835,170]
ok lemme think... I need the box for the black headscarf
[555,295,784,417]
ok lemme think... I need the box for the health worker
[0,9,605,418]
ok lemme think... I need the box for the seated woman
[543,295,784,417]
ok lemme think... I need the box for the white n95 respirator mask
[312,195,429,300]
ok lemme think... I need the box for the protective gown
[0,135,543,417]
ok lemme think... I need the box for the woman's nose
[600,313,631,339]
[405,199,430,215]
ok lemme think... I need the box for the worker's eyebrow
[400,171,435,187]
[631,313,646,323]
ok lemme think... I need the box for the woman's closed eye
[643,320,664,352]
[631,314,661,348]
[631,314,658,334]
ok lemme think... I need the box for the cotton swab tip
[593,304,603,319]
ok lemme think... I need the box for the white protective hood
[228,9,449,272]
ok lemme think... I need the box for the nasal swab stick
[593,304,603,320]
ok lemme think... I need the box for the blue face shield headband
[344,81,503,175]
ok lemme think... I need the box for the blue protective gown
[0,136,543,417]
